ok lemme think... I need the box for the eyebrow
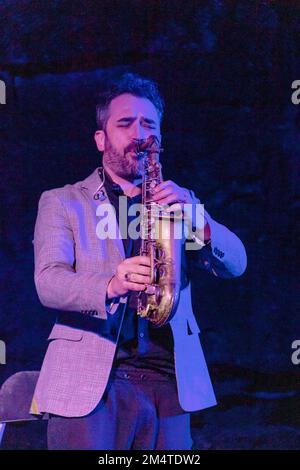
[116,117,157,125]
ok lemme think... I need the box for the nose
[130,121,146,140]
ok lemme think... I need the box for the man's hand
[106,256,151,300]
[150,180,193,206]
[151,180,211,243]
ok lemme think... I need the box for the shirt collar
[104,168,142,201]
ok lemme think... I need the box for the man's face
[99,93,161,181]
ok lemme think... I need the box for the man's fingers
[120,264,151,276]
[125,281,147,291]
[151,188,173,201]
[124,273,151,284]
[134,265,151,276]
[123,256,151,266]
[154,195,178,205]
[153,180,172,192]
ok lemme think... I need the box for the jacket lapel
[79,167,125,261]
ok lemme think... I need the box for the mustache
[124,139,146,155]
[124,135,161,157]
[124,144,137,155]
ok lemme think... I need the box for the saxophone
[132,135,182,327]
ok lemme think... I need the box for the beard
[102,136,143,181]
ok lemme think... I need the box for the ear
[94,130,105,152]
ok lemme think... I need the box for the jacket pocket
[47,324,84,341]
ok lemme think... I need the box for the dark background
[0,0,299,449]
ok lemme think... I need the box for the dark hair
[96,72,164,130]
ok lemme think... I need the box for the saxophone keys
[144,284,156,295]
[149,181,156,192]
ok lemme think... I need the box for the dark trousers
[47,368,193,450]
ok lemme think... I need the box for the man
[30,72,247,450]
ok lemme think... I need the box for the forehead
[108,93,160,122]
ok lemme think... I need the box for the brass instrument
[134,135,182,327]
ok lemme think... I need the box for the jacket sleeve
[185,191,247,279]
[33,189,117,320]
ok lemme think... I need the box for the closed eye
[116,118,157,129]
[118,123,156,129]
